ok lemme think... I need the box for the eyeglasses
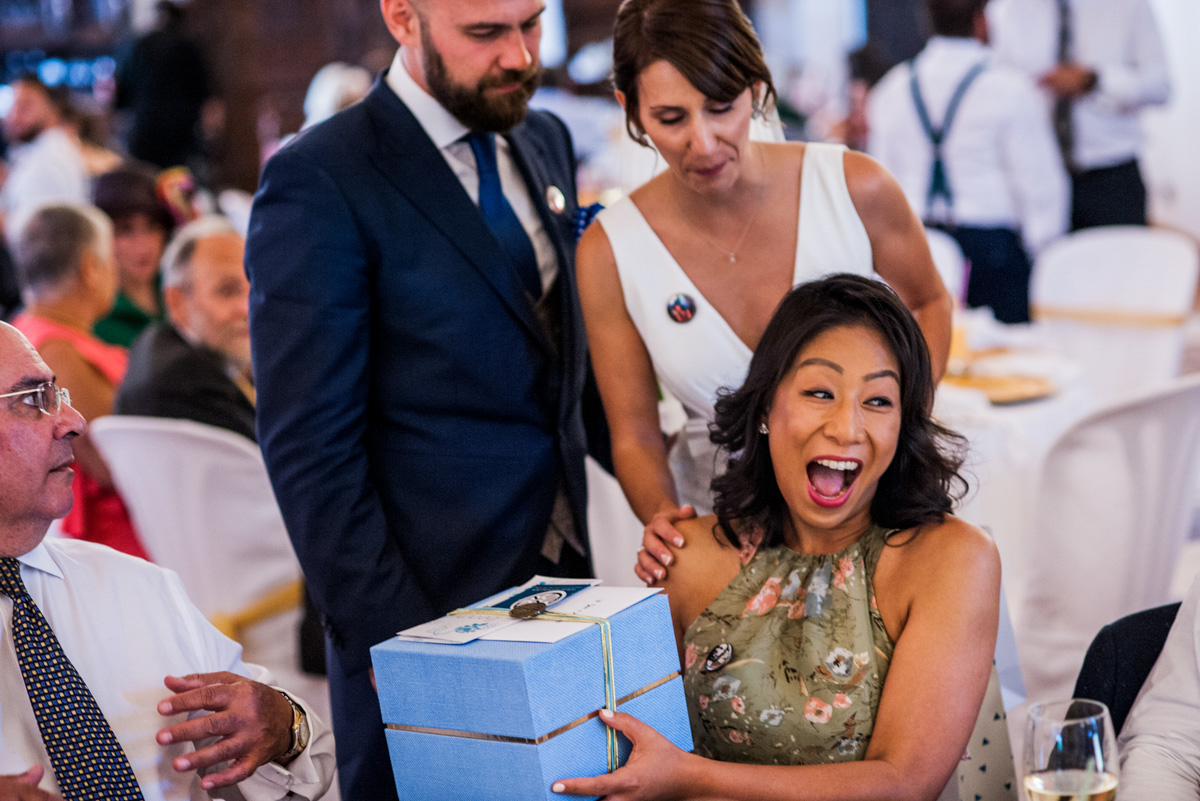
[0,382,73,416]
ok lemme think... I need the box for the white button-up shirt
[868,36,1069,255]
[385,50,558,295]
[1,127,89,243]
[0,538,335,801]
[987,0,1171,170]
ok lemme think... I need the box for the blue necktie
[0,558,145,801]
[466,131,543,299]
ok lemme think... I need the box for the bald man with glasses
[0,322,335,800]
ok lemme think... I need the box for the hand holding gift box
[370,579,693,801]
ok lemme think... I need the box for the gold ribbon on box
[384,607,680,773]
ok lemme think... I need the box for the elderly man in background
[869,0,1068,323]
[115,216,254,442]
[0,321,334,800]
[987,0,1170,229]
[0,76,88,242]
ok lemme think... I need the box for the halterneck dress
[595,143,874,514]
[682,524,894,764]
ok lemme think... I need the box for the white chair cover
[1030,226,1199,405]
[89,416,334,737]
[1009,373,1200,703]
[926,227,968,305]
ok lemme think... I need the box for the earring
[758,422,769,435]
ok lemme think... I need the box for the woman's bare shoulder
[655,515,742,629]
[881,516,1001,605]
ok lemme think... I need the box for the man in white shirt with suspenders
[869,0,1068,323]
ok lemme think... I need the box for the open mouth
[50,456,74,474]
[806,458,861,508]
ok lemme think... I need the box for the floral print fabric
[682,524,894,764]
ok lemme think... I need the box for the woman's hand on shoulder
[636,504,696,584]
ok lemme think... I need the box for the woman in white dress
[577,0,953,583]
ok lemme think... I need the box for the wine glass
[1023,699,1119,801]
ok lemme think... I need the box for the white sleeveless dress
[596,143,875,514]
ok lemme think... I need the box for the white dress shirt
[868,36,1069,255]
[385,49,558,295]
[0,538,334,801]
[1119,572,1200,800]
[987,0,1171,170]
[1,127,89,243]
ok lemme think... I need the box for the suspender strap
[908,59,988,219]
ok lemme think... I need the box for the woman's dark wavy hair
[612,0,778,147]
[710,274,968,548]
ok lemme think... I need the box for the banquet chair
[926,227,967,305]
[1072,602,1181,735]
[1009,372,1200,703]
[1030,226,1199,405]
[89,416,333,727]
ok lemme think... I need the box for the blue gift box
[370,592,693,801]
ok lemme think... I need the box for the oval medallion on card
[704,643,733,672]
[667,293,697,323]
[546,185,566,214]
[509,601,547,619]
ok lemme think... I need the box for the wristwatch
[275,690,310,764]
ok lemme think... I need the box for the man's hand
[634,505,695,585]
[155,672,294,791]
[1039,63,1098,98]
[0,766,62,801]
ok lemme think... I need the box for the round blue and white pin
[667,293,697,323]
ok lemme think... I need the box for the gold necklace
[673,172,767,264]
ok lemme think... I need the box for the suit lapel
[508,124,584,384]
[363,83,550,353]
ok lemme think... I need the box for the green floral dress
[682,524,894,764]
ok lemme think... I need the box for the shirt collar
[16,540,64,581]
[925,36,990,58]
[385,48,470,151]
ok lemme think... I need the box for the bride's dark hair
[710,274,968,548]
[612,0,778,147]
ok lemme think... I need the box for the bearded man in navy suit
[245,1,602,796]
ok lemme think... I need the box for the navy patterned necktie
[466,131,544,299]
[0,557,145,801]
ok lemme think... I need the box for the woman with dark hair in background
[92,163,175,347]
[556,274,998,800]
[577,0,953,584]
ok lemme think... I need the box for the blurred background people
[0,75,88,243]
[92,163,175,347]
[581,0,951,584]
[115,215,253,440]
[9,203,146,560]
[868,0,1068,322]
[114,0,213,171]
[988,0,1170,230]
[301,62,373,131]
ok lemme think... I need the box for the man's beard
[421,25,540,132]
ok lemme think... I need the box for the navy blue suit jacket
[246,80,591,675]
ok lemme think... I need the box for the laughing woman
[555,275,999,801]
